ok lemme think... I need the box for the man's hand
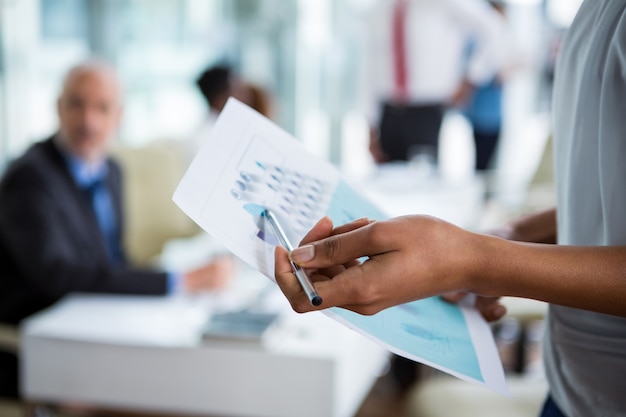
[183,256,235,293]
[368,126,389,164]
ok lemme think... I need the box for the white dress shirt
[361,0,505,122]
[186,109,220,161]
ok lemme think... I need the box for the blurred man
[462,0,512,173]
[360,0,505,391]
[188,65,250,157]
[363,0,505,164]
[189,64,277,159]
[0,61,233,397]
[196,65,245,116]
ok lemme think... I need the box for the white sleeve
[447,0,506,85]
[358,2,394,125]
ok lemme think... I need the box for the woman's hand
[441,292,507,322]
[274,215,482,315]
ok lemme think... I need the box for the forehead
[61,68,120,103]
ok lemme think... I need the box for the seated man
[0,61,233,397]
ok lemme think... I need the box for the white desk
[355,165,486,229]
[20,280,388,417]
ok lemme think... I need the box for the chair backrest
[0,324,19,354]
[111,140,200,265]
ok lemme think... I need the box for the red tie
[392,0,409,103]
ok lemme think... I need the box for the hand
[295,216,370,279]
[274,215,481,315]
[487,208,558,244]
[368,126,389,164]
[450,78,475,108]
[442,292,507,322]
[182,256,235,293]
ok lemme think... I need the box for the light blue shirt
[63,151,123,264]
[59,143,182,294]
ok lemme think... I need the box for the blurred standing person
[0,61,234,398]
[464,76,504,171]
[183,66,277,281]
[189,65,250,157]
[363,0,505,164]
[462,0,511,173]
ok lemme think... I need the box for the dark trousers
[473,129,500,171]
[539,395,568,417]
[0,350,19,399]
[378,103,445,162]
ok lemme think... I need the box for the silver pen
[262,208,323,306]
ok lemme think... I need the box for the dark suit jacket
[0,137,168,325]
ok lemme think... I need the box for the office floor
[353,374,411,417]
[0,400,21,417]
[0,374,412,417]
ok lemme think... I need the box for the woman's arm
[275,212,626,318]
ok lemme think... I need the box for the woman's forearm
[474,235,626,317]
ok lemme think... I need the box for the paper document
[173,98,508,394]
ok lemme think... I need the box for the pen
[262,208,323,307]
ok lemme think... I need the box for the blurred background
[0,0,580,184]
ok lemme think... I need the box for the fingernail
[290,245,315,263]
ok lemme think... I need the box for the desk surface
[356,166,486,229]
[21,275,389,417]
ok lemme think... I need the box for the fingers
[442,292,507,322]
[274,246,319,312]
[274,246,295,282]
[290,221,393,269]
[476,296,507,322]
[275,244,362,313]
[441,292,467,303]
[277,218,377,312]
[299,217,334,246]
[299,217,372,246]
[276,251,399,315]
[316,218,371,274]
[330,217,372,235]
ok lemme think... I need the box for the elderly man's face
[57,68,121,162]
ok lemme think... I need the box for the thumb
[289,222,388,268]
